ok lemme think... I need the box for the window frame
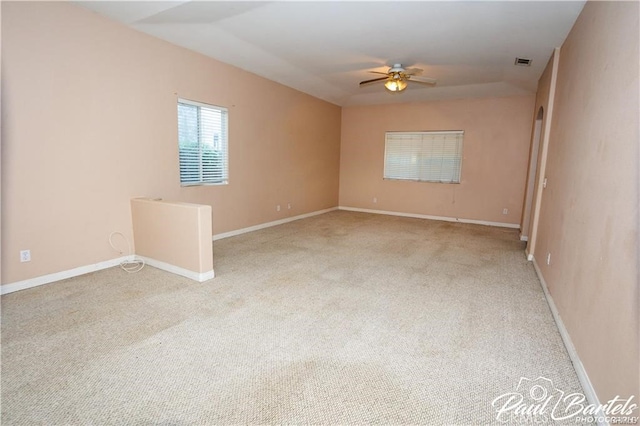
[177,98,229,187]
[383,130,464,184]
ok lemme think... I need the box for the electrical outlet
[287,203,291,210]
[20,250,31,262]
[546,252,551,265]
[502,208,509,215]
[543,178,548,188]
[373,197,377,203]
[276,205,281,212]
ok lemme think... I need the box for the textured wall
[1,2,341,285]
[339,95,535,224]
[533,1,639,402]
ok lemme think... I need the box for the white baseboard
[139,256,214,282]
[213,207,338,241]
[531,257,605,426]
[338,206,520,229]
[526,248,534,261]
[3,207,337,294]
[1,255,134,295]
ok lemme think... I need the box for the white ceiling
[77,1,585,106]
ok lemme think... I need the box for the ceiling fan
[359,63,437,92]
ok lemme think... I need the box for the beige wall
[131,198,213,276]
[532,1,639,401]
[339,96,535,224]
[523,50,560,252]
[1,2,341,285]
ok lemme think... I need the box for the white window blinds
[177,98,228,186]
[384,131,464,183]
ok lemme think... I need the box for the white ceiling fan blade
[404,68,423,75]
[408,75,437,85]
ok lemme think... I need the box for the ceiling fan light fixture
[384,79,407,92]
[360,64,433,93]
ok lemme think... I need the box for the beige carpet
[1,211,585,424]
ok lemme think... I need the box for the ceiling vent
[514,57,532,66]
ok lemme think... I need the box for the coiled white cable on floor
[109,231,145,273]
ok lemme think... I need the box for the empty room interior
[1,1,638,424]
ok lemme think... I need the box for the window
[384,131,463,183]
[177,98,228,186]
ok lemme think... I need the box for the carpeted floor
[1,211,585,424]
